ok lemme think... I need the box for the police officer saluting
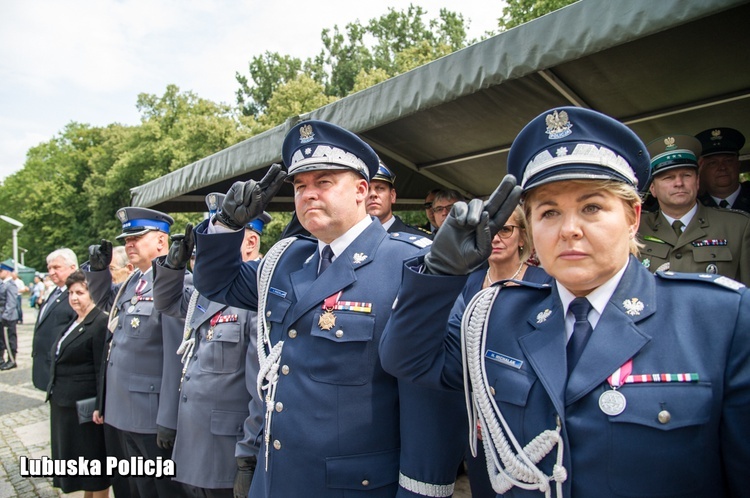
[192,120,431,497]
[638,134,750,285]
[380,107,750,497]
[85,207,189,497]
[152,199,268,498]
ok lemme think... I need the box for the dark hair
[65,269,88,289]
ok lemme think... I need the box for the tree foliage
[498,0,579,31]
[235,4,472,125]
[4,2,588,271]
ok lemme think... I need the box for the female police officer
[380,107,750,498]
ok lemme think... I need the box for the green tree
[498,0,579,31]
[259,74,339,128]
[236,52,303,117]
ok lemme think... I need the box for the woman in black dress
[47,269,110,497]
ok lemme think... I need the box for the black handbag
[75,397,97,424]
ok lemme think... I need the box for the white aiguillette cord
[256,236,297,471]
[462,284,566,498]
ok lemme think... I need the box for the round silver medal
[599,389,626,416]
[131,296,139,305]
[127,305,136,314]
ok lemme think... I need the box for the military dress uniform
[638,202,750,285]
[381,107,750,498]
[193,119,438,498]
[152,262,262,493]
[381,257,750,498]
[195,219,429,497]
[699,181,750,213]
[85,207,189,498]
[0,266,20,369]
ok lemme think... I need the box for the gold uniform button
[275,402,283,412]
[266,311,272,317]
[362,480,370,487]
[273,440,281,450]
[281,365,290,375]
[288,329,297,338]
[335,329,344,338]
[658,410,671,424]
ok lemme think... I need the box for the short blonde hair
[522,179,643,256]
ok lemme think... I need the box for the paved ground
[0,302,473,498]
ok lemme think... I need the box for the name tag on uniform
[485,350,523,369]
[269,287,287,299]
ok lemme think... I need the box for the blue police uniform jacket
[85,267,189,433]
[381,256,750,498]
[152,263,262,490]
[193,218,430,498]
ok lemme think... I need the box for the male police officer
[153,204,269,498]
[696,127,749,213]
[367,161,432,238]
[192,120,431,497]
[86,207,189,497]
[0,263,19,370]
[638,134,750,285]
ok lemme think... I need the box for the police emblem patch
[545,110,573,139]
[300,124,314,143]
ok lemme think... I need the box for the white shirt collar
[710,185,741,208]
[556,259,629,339]
[661,202,698,230]
[381,215,396,231]
[318,215,373,262]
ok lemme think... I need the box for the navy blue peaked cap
[507,107,651,193]
[116,207,173,239]
[282,120,379,182]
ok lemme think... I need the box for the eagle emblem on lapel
[622,298,644,316]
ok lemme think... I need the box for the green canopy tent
[1,259,37,286]
[129,0,750,213]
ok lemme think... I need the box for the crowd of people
[9,111,749,498]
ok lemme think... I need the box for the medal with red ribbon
[318,292,341,331]
[318,292,373,331]
[600,359,700,416]
[599,359,632,416]
[207,311,222,341]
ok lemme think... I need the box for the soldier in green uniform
[638,134,750,286]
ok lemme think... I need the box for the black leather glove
[156,425,176,450]
[164,223,194,270]
[424,175,522,275]
[216,164,287,230]
[234,456,257,498]
[88,239,113,271]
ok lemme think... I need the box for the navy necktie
[318,245,334,276]
[719,199,730,208]
[567,297,594,375]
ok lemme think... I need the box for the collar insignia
[622,298,644,316]
[353,253,367,264]
[536,309,551,323]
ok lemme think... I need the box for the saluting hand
[164,223,194,270]
[424,175,522,275]
[88,239,113,272]
[217,163,287,230]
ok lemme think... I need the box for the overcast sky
[0,0,502,181]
